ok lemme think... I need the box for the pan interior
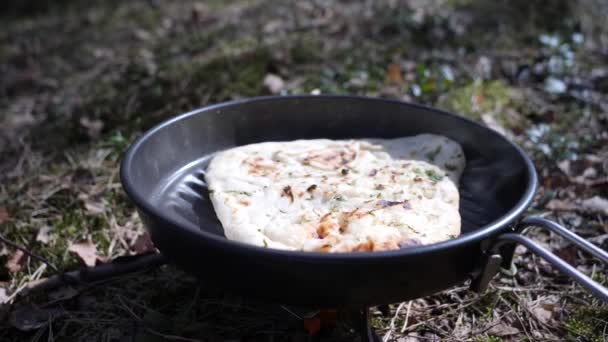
[125,97,533,241]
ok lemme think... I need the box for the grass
[1,0,608,340]
[475,337,504,342]
[564,307,608,342]
[439,80,513,120]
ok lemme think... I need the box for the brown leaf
[68,241,100,267]
[554,245,577,266]
[581,196,608,215]
[0,207,9,224]
[6,250,26,273]
[541,172,570,188]
[130,232,156,254]
[545,199,577,211]
[386,63,403,85]
[487,322,520,336]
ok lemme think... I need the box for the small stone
[544,77,567,94]
[263,74,285,94]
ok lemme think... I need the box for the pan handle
[472,216,608,302]
[517,217,608,263]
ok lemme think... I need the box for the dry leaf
[130,232,156,254]
[0,207,9,224]
[84,200,106,215]
[545,199,577,211]
[487,322,520,336]
[421,332,440,342]
[263,73,284,94]
[378,84,400,98]
[397,334,421,342]
[78,193,106,215]
[531,305,553,324]
[386,63,403,85]
[452,312,471,339]
[6,250,26,273]
[36,226,52,244]
[554,245,578,265]
[546,196,608,216]
[79,117,104,139]
[557,159,573,174]
[263,19,283,34]
[581,196,608,215]
[0,287,9,305]
[68,241,99,267]
[557,159,608,186]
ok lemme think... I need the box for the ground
[1,0,608,341]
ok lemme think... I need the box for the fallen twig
[1,231,167,298]
[21,253,167,295]
[400,301,413,333]
[0,232,60,273]
[383,301,405,342]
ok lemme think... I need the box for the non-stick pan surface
[121,96,537,307]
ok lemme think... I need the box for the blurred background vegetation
[1,0,607,341]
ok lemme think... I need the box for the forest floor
[1,1,608,341]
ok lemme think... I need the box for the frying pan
[120,95,608,307]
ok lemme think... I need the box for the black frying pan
[120,95,608,307]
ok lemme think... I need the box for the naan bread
[205,134,465,252]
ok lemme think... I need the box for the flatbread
[204,134,465,252]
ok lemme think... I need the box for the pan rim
[120,95,538,260]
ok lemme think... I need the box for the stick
[22,253,167,294]
[1,231,168,296]
[0,232,60,273]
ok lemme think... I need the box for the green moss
[439,80,512,121]
[98,130,129,160]
[563,307,608,342]
[524,116,592,161]
[370,315,388,328]
[4,205,111,273]
[78,44,273,138]
[291,36,323,64]
[592,273,606,285]
[471,291,501,320]
[438,80,532,133]
[186,47,271,98]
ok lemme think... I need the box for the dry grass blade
[383,301,405,342]
[401,301,413,333]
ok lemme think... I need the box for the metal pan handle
[472,216,608,302]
